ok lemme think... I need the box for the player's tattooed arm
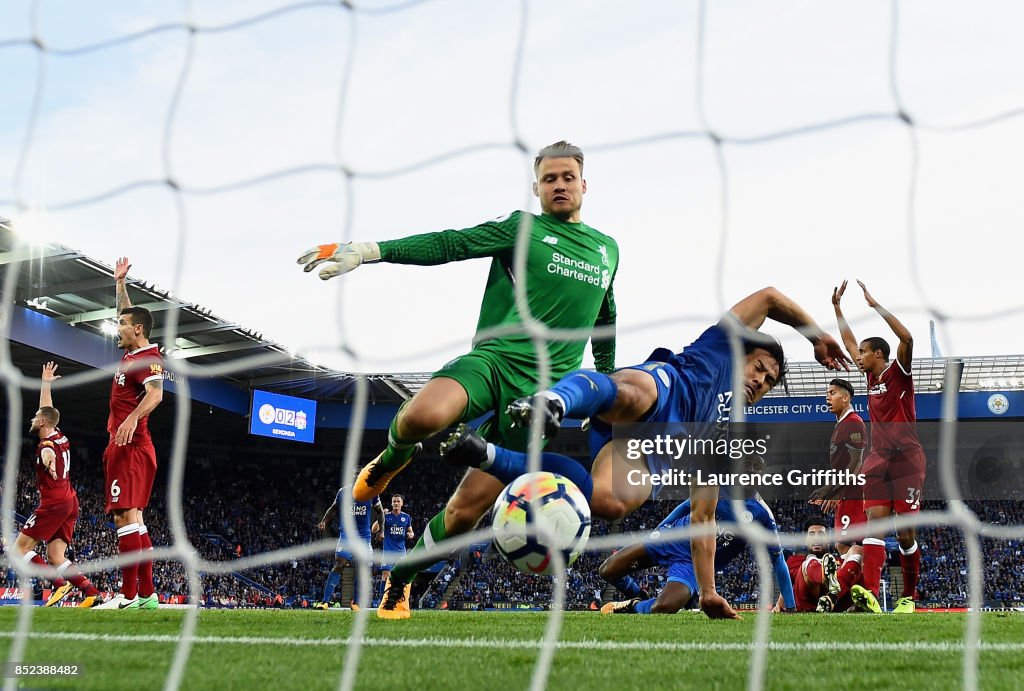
[832,280,860,365]
[114,257,132,311]
[857,280,913,370]
[114,379,163,446]
[40,361,59,409]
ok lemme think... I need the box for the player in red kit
[810,378,869,612]
[775,518,867,613]
[775,519,839,612]
[102,257,164,610]
[13,362,102,607]
[833,280,924,614]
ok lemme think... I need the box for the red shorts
[103,438,158,512]
[834,497,867,544]
[861,446,926,515]
[791,556,823,612]
[22,495,79,544]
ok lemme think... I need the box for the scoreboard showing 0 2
[248,389,317,444]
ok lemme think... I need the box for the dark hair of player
[741,454,766,475]
[121,306,154,339]
[391,493,404,501]
[533,141,584,175]
[38,405,60,427]
[829,378,854,398]
[743,336,787,386]
[803,516,828,533]
[861,336,890,360]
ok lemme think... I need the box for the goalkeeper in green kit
[296,141,618,619]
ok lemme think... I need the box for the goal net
[2,1,1023,689]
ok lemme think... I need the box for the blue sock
[322,570,340,603]
[548,370,618,419]
[613,575,641,598]
[486,448,593,502]
[634,598,655,614]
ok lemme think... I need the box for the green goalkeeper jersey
[378,211,618,377]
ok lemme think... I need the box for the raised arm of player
[857,280,913,371]
[40,361,59,409]
[831,280,860,365]
[114,379,163,446]
[728,286,850,370]
[115,257,132,311]
[591,278,617,374]
[318,494,339,532]
[296,215,519,280]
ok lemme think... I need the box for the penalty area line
[1,631,1023,653]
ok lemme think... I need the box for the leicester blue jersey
[647,492,783,568]
[620,318,738,435]
[382,512,412,553]
[335,487,375,541]
[670,320,736,425]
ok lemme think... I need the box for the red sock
[862,539,887,596]
[836,555,862,598]
[57,562,100,597]
[138,528,155,598]
[899,542,921,598]
[803,557,824,585]
[117,524,142,600]
[23,552,66,587]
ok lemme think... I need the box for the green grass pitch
[1,609,1022,690]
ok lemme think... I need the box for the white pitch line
[1,631,1023,653]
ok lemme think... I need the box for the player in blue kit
[442,286,849,618]
[315,487,384,610]
[598,478,797,615]
[373,494,414,594]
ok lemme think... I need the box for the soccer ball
[491,472,591,575]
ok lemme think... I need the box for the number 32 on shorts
[905,487,921,510]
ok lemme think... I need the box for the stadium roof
[765,355,1024,398]
[0,218,420,404]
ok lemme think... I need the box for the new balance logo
[542,236,558,245]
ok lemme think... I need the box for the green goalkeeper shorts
[431,348,546,451]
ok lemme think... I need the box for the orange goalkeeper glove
[296,241,381,280]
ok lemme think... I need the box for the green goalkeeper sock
[378,409,418,471]
[389,510,448,585]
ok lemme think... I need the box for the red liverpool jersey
[36,429,74,503]
[108,343,164,442]
[866,360,921,450]
[830,410,867,471]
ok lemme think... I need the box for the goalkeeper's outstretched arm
[297,217,518,280]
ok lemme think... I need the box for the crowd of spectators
[4,438,1024,610]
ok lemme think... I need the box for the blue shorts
[589,350,713,499]
[335,537,370,560]
[644,529,698,600]
[380,550,406,572]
